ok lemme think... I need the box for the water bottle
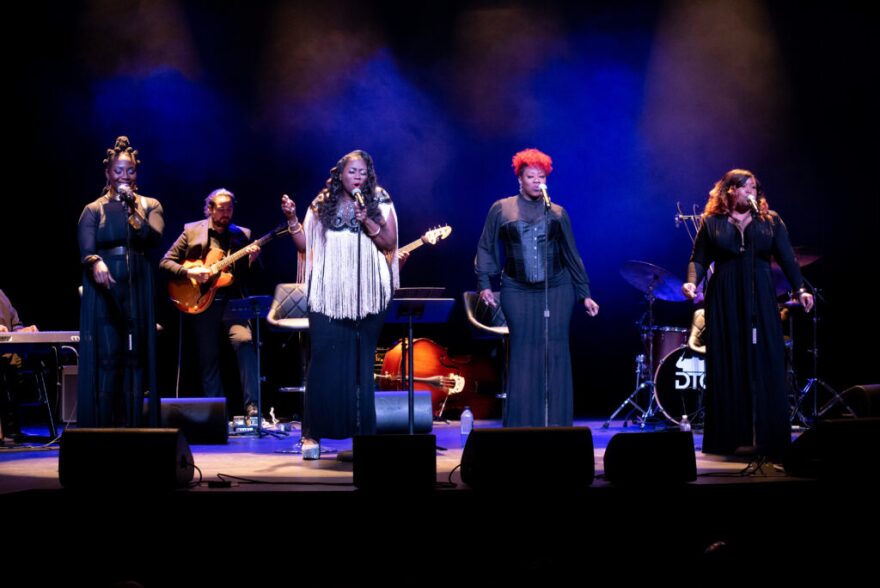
[679,414,691,432]
[460,406,474,437]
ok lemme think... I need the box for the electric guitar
[168,223,289,314]
[398,225,452,257]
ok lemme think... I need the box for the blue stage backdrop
[6,1,877,415]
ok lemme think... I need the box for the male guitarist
[160,189,261,418]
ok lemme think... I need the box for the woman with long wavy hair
[281,150,398,459]
[682,169,813,460]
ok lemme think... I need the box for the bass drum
[653,346,706,427]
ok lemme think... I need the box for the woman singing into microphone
[475,148,599,427]
[77,136,164,427]
[682,169,813,460]
[281,149,398,459]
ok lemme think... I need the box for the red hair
[512,148,553,176]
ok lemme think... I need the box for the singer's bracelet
[366,224,381,238]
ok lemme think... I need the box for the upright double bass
[377,338,500,419]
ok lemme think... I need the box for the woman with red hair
[475,148,599,427]
[682,169,813,460]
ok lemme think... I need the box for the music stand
[223,295,273,436]
[385,291,454,434]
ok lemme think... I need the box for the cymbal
[793,246,820,267]
[619,260,687,301]
[779,299,803,308]
[771,247,820,296]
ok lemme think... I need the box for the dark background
[5,0,877,417]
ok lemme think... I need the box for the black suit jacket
[160,219,254,296]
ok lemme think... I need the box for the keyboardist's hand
[19,325,38,333]
[0,325,7,333]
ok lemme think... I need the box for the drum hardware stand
[790,283,854,423]
[603,290,662,429]
[602,353,653,428]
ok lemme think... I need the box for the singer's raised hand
[281,194,297,221]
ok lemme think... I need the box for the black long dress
[475,193,592,427]
[688,212,804,459]
[299,191,398,440]
[78,195,164,427]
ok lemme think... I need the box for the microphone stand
[123,193,139,427]
[355,202,363,439]
[746,209,760,453]
[543,198,550,427]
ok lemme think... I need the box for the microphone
[747,195,759,214]
[117,183,137,206]
[538,183,551,210]
[352,188,365,208]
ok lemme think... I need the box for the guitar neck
[210,228,281,273]
[399,238,425,255]
[211,245,252,273]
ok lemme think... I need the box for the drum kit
[602,260,704,429]
[604,248,835,430]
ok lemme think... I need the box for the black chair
[462,291,509,401]
[266,283,310,398]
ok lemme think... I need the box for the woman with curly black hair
[281,150,398,459]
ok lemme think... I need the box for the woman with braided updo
[281,150,398,459]
[77,136,164,427]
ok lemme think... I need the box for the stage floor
[0,418,804,494]
[2,418,874,586]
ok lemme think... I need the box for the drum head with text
[653,346,706,426]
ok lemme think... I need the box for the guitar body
[167,223,288,315]
[168,249,235,314]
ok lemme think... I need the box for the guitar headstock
[421,225,452,246]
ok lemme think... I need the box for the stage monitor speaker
[603,431,696,485]
[784,417,880,479]
[375,391,433,434]
[158,397,228,444]
[59,428,194,490]
[353,434,437,491]
[61,365,77,423]
[841,384,880,418]
[460,427,594,490]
